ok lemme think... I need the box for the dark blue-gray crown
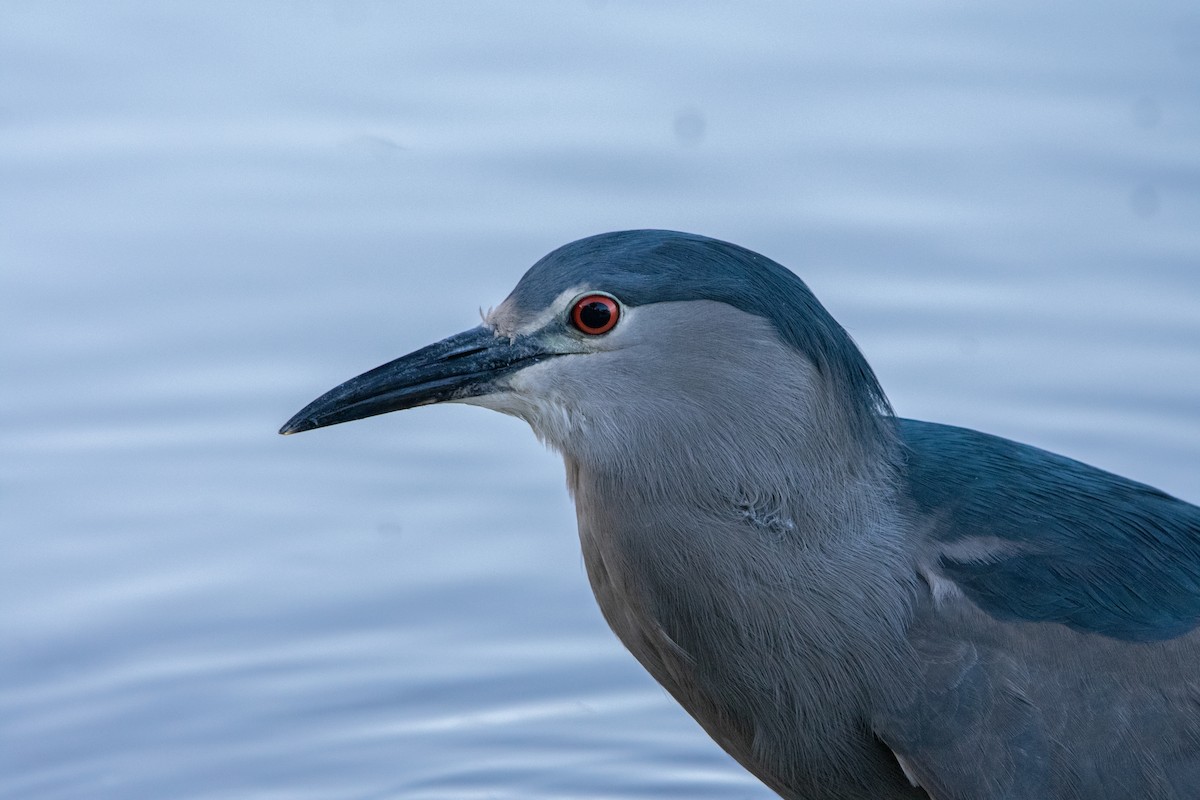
[510,229,894,440]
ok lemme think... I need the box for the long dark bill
[279,325,551,435]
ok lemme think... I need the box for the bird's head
[281,230,893,480]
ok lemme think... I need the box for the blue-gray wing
[874,419,1200,799]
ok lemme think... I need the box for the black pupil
[579,300,612,330]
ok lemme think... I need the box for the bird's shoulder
[877,420,1200,797]
[895,417,1200,641]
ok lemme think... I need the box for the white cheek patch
[456,360,583,453]
[458,391,530,418]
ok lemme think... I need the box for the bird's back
[879,419,1200,799]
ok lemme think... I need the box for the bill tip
[279,417,312,435]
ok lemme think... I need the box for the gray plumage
[281,230,1200,799]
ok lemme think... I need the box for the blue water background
[2,3,1198,797]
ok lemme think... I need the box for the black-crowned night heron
[281,230,1200,800]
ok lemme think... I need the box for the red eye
[570,294,620,335]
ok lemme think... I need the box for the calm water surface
[2,2,1199,798]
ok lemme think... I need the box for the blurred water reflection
[2,2,1197,798]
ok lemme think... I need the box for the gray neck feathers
[556,303,900,543]
[548,310,915,795]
